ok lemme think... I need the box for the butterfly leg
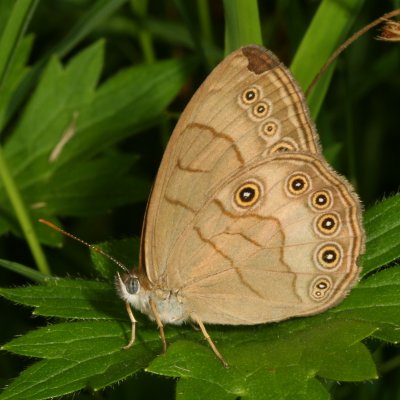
[150,299,167,353]
[191,313,229,368]
[123,301,137,350]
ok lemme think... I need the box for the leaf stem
[0,258,48,283]
[379,353,400,374]
[0,148,50,274]
[305,8,400,96]
[0,0,38,93]
[130,0,156,63]
[197,0,213,44]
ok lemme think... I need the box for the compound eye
[125,276,140,294]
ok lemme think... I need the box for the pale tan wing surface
[143,46,321,282]
[163,153,364,324]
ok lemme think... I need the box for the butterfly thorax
[150,288,189,325]
[115,271,189,325]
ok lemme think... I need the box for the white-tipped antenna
[39,219,130,273]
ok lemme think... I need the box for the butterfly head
[115,271,141,301]
[115,270,153,314]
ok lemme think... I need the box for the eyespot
[310,276,332,301]
[240,87,260,105]
[252,101,270,119]
[269,139,298,154]
[309,190,332,210]
[314,242,343,271]
[285,173,311,196]
[315,212,341,236]
[234,181,262,208]
[261,120,279,137]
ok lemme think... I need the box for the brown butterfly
[114,45,364,367]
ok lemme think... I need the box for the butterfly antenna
[38,219,130,273]
[305,8,400,96]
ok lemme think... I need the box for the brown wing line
[162,153,362,279]
[164,194,197,214]
[212,198,361,250]
[194,226,265,299]
[164,193,360,282]
[188,122,245,165]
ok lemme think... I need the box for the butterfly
[115,45,364,367]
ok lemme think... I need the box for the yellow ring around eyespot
[287,173,310,195]
[241,87,259,105]
[317,243,342,269]
[316,212,340,236]
[270,140,296,154]
[234,182,261,208]
[310,277,332,301]
[310,190,332,210]
[262,121,278,136]
[252,101,270,118]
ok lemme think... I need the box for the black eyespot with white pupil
[245,90,256,101]
[241,87,259,105]
[240,187,255,202]
[293,179,304,190]
[310,190,332,210]
[322,217,334,229]
[310,277,332,301]
[287,173,310,196]
[317,281,328,289]
[316,243,342,270]
[252,101,269,118]
[316,213,340,236]
[322,249,337,263]
[317,194,328,205]
[234,182,262,208]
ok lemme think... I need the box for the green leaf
[0,278,123,319]
[0,321,160,400]
[361,194,400,275]
[0,0,37,95]
[176,378,235,400]
[5,41,103,160]
[223,0,262,53]
[0,41,193,239]
[0,34,33,130]
[90,238,140,280]
[41,154,149,216]
[317,342,377,381]
[0,259,47,283]
[147,319,377,397]
[59,56,194,163]
[330,267,400,345]
[290,0,364,118]
[51,0,128,59]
